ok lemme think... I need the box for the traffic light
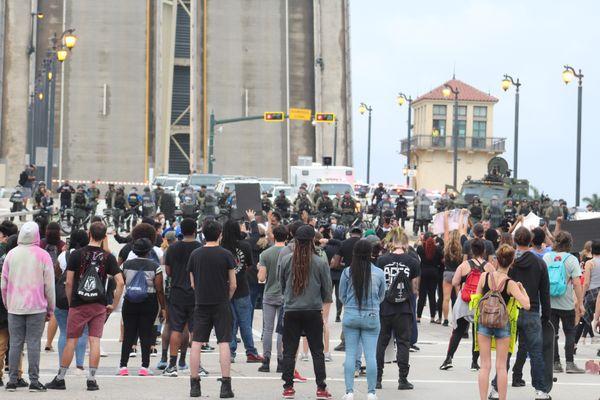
[315,112,335,123]
[264,112,285,122]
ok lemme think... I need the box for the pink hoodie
[1,222,55,315]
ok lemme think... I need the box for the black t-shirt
[187,246,235,305]
[416,245,443,272]
[337,236,361,268]
[118,243,132,263]
[67,245,121,308]
[376,252,420,316]
[223,241,254,299]
[165,240,202,303]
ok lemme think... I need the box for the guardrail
[400,135,506,154]
[0,209,40,221]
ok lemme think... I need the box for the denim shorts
[478,322,511,339]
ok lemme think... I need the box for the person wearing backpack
[542,231,586,374]
[440,238,494,371]
[340,239,386,400]
[474,244,530,400]
[46,222,124,392]
[374,227,419,391]
[118,238,166,377]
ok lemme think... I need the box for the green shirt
[259,245,285,298]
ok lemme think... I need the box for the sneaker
[29,381,47,392]
[15,378,28,388]
[335,316,341,323]
[282,387,296,399]
[100,347,108,358]
[293,370,307,383]
[45,377,66,390]
[86,380,99,391]
[246,353,263,363]
[534,390,551,400]
[488,388,499,399]
[201,344,215,352]
[5,382,17,392]
[156,360,168,370]
[117,367,129,376]
[129,348,137,358]
[462,332,469,339]
[334,342,345,352]
[439,357,453,370]
[316,388,333,399]
[163,365,178,377]
[470,361,480,371]
[258,357,270,373]
[565,361,585,374]
[409,345,420,352]
[150,348,158,358]
[74,367,85,376]
[512,378,526,387]
[138,367,152,376]
[44,346,54,352]
[367,394,378,400]
[276,359,283,373]
[178,364,190,373]
[359,366,366,376]
[190,377,201,398]
[342,393,354,400]
[553,361,564,373]
[397,377,414,390]
[199,366,209,377]
[354,369,360,378]
[324,352,332,362]
[442,319,449,327]
[300,353,309,361]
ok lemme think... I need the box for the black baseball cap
[295,225,316,241]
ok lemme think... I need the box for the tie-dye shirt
[0,222,55,315]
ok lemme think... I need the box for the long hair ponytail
[350,239,373,310]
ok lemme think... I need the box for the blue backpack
[125,269,148,303]
[546,251,569,297]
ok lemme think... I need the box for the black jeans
[333,279,343,318]
[120,296,159,368]
[446,317,479,362]
[417,267,438,319]
[574,319,595,344]
[550,308,576,363]
[376,313,412,380]
[281,310,326,390]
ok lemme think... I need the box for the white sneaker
[324,352,332,362]
[300,353,309,362]
[342,393,354,400]
[534,390,551,400]
[100,347,108,358]
[488,388,499,400]
[367,394,378,400]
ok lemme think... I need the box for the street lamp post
[397,93,412,187]
[501,75,521,179]
[562,65,584,207]
[442,84,460,189]
[359,103,373,184]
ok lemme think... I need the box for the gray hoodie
[279,252,332,311]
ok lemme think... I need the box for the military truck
[451,157,530,208]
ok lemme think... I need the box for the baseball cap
[295,225,316,241]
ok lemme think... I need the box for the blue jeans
[230,295,258,357]
[55,308,88,368]
[343,309,381,394]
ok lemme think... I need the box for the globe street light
[397,92,413,187]
[443,83,460,189]
[562,65,584,206]
[501,74,521,179]
[359,102,373,184]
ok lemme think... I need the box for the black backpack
[385,269,411,304]
[55,270,69,309]
[76,250,107,303]
[18,170,28,186]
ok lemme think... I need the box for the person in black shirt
[330,226,362,322]
[187,219,236,398]
[59,180,75,210]
[416,233,443,323]
[375,227,419,390]
[221,219,263,363]
[163,219,202,377]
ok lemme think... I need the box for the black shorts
[168,302,195,333]
[192,303,232,343]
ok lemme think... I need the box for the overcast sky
[349,0,599,205]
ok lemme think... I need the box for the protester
[46,222,124,391]
[416,233,443,323]
[187,219,237,398]
[579,240,600,349]
[1,222,55,392]
[279,225,333,399]
[340,239,385,400]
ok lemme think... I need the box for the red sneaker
[246,353,264,363]
[282,387,296,399]
[316,388,333,400]
[293,369,307,383]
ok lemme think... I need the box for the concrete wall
[0,0,31,186]
[61,0,148,183]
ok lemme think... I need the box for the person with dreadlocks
[279,225,333,400]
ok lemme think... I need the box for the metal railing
[400,135,506,154]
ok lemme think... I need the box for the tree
[582,193,600,210]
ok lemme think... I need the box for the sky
[349,0,599,205]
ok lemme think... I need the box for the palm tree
[582,193,600,210]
